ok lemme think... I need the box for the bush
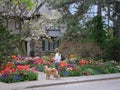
[104,37,120,62]
[58,60,120,77]
[0,18,17,65]
[0,70,38,83]
[59,41,102,59]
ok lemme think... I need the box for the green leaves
[0,20,17,64]
[22,0,34,10]
[0,71,38,83]
[87,16,106,48]
[12,0,34,10]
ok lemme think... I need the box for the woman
[54,48,61,71]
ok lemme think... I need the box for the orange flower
[5,62,14,68]
[79,59,89,65]
[11,55,18,60]
[60,61,67,67]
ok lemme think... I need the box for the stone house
[2,0,63,57]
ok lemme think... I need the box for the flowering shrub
[0,70,38,83]
[0,64,38,83]
[58,60,120,77]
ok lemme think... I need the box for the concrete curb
[1,73,120,90]
[26,77,120,88]
[25,73,120,89]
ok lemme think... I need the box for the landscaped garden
[0,0,120,84]
[0,55,120,83]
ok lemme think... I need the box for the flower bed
[0,55,120,83]
[0,63,38,83]
[59,60,120,77]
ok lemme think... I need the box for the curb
[26,75,120,88]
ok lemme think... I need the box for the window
[15,21,20,29]
[42,39,60,51]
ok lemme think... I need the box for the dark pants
[55,62,60,71]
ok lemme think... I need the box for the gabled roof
[46,29,62,37]
[27,0,46,17]
[0,0,46,19]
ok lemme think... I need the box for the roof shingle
[46,29,62,37]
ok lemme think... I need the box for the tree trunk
[112,1,120,62]
[15,41,27,57]
[113,1,120,37]
[106,0,110,31]
[97,0,102,16]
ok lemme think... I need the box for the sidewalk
[0,72,120,90]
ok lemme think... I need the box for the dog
[44,65,60,79]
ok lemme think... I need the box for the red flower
[72,67,78,71]
[0,67,16,75]
[79,59,89,65]
[60,61,67,67]
[17,65,30,70]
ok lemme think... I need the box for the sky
[69,4,113,28]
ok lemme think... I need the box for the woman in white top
[54,48,61,71]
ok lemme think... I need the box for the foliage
[1,56,120,83]
[46,0,95,41]
[46,0,95,12]
[87,16,106,48]
[104,37,120,62]
[0,70,38,83]
[0,64,38,83]
[59,60,120,77]
[46,0,78,9]
[62,16,83,41]
[0,0,45,56]
[12,0,34,10]
[46,0,120,61]
[0,18,17,65]
[59,40,102,59]
[31,64,44,72]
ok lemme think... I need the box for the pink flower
[27,67,39,73]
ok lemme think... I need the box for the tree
[46,0,95,41]
[87,16,106,48]
[110,0,120,61]
[0,17,17,65]
[0,0,46,56]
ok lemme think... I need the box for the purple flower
[14,75,20,80]
[67,64,75,68]
[15,62,21,65]
[63,71,70,76]
[0,75,5,79]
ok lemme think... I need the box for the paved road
[25,79,120,90]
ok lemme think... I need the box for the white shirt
[55,53,61,62]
